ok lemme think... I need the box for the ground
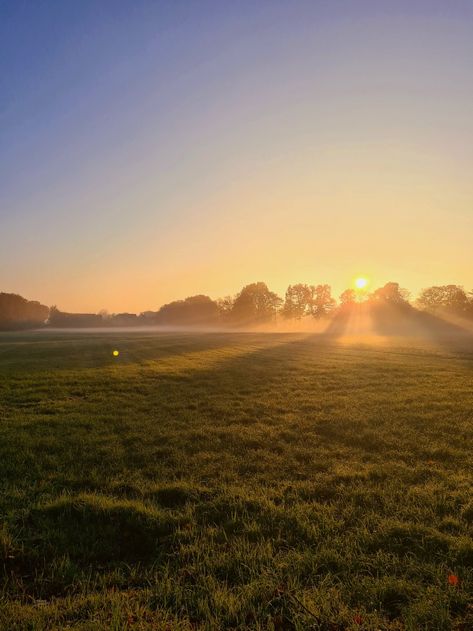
[0,330,472,630]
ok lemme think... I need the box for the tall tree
[216,296,234,322]
[371,282,410,305]
[231,282,282,323]
[282,284,312,319]
[417,285,469,315]
[155,295,219,325]
[0,293,49,329]
[339,288,356,306]
[308,284,336,318]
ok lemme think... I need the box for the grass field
[1,330,472,630]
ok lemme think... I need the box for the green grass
[0,330,472,630]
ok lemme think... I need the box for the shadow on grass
[26,494,182,564]
[2,330,473,623]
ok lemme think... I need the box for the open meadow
[1,330,472,630]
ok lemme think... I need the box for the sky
[1,0,472,313]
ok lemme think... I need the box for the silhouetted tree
[139,310,158,323]
[48,306,103,327]
[216,296,235,323]
[417,285,469,316]
[308,284,336,318]
[371,282,410,305]
[282,284,313,319]
[231,282,282,324]
[0,293,49,330]
[110,313,139,326]
[339,288,356,306]
[155,295,219,325]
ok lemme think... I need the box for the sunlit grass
[0,331,472,629]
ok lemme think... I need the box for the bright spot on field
[355,277,368,289]
[112,350,119,357]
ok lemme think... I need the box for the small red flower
[354,614,363,624]
[448,573,459,586]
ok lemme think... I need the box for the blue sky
[1,1,472,311]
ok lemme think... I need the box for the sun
[355,277,368,290]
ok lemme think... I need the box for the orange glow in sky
[2,3,472,312]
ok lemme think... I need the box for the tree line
[1,282,473,330]
[0,293,49,330]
